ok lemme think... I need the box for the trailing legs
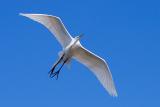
[49,54,64,78]
[49,54,68,79]
[50,58,68,79]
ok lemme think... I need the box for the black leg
[49,54,65,78]
[50,58,68,79]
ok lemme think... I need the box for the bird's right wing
[20,13,73,48]
[73,44,117,96]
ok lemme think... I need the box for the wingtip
[19,13,23,15]
[108,88,118,97]
[19,13,33,17]
[112,92,118,97]
[19,13,26,17]
[109,93,117,98]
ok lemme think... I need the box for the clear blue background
[0,0,160,107]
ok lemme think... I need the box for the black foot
[49,70,60,80]
[48,67,55,77]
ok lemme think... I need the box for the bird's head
[73,34,83,45]
[75,34,83,41]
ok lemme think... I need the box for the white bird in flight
[20,13,118,97]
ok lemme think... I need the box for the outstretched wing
[73,44,118,96]
[20,13,73,48]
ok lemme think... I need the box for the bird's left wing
[20,13,73,48]
[73,44,118,96]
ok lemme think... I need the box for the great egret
[20,13,118,97]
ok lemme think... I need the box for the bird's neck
[70,38,79,49]
[73,38,79,46]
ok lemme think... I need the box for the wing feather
[20,13,73,48]
[73,44,118,96]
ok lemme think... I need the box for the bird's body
[58,36,82,64]
[20,13,118,97]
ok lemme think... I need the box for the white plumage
[20,13,118,97]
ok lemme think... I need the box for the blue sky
[0,0,160,107]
